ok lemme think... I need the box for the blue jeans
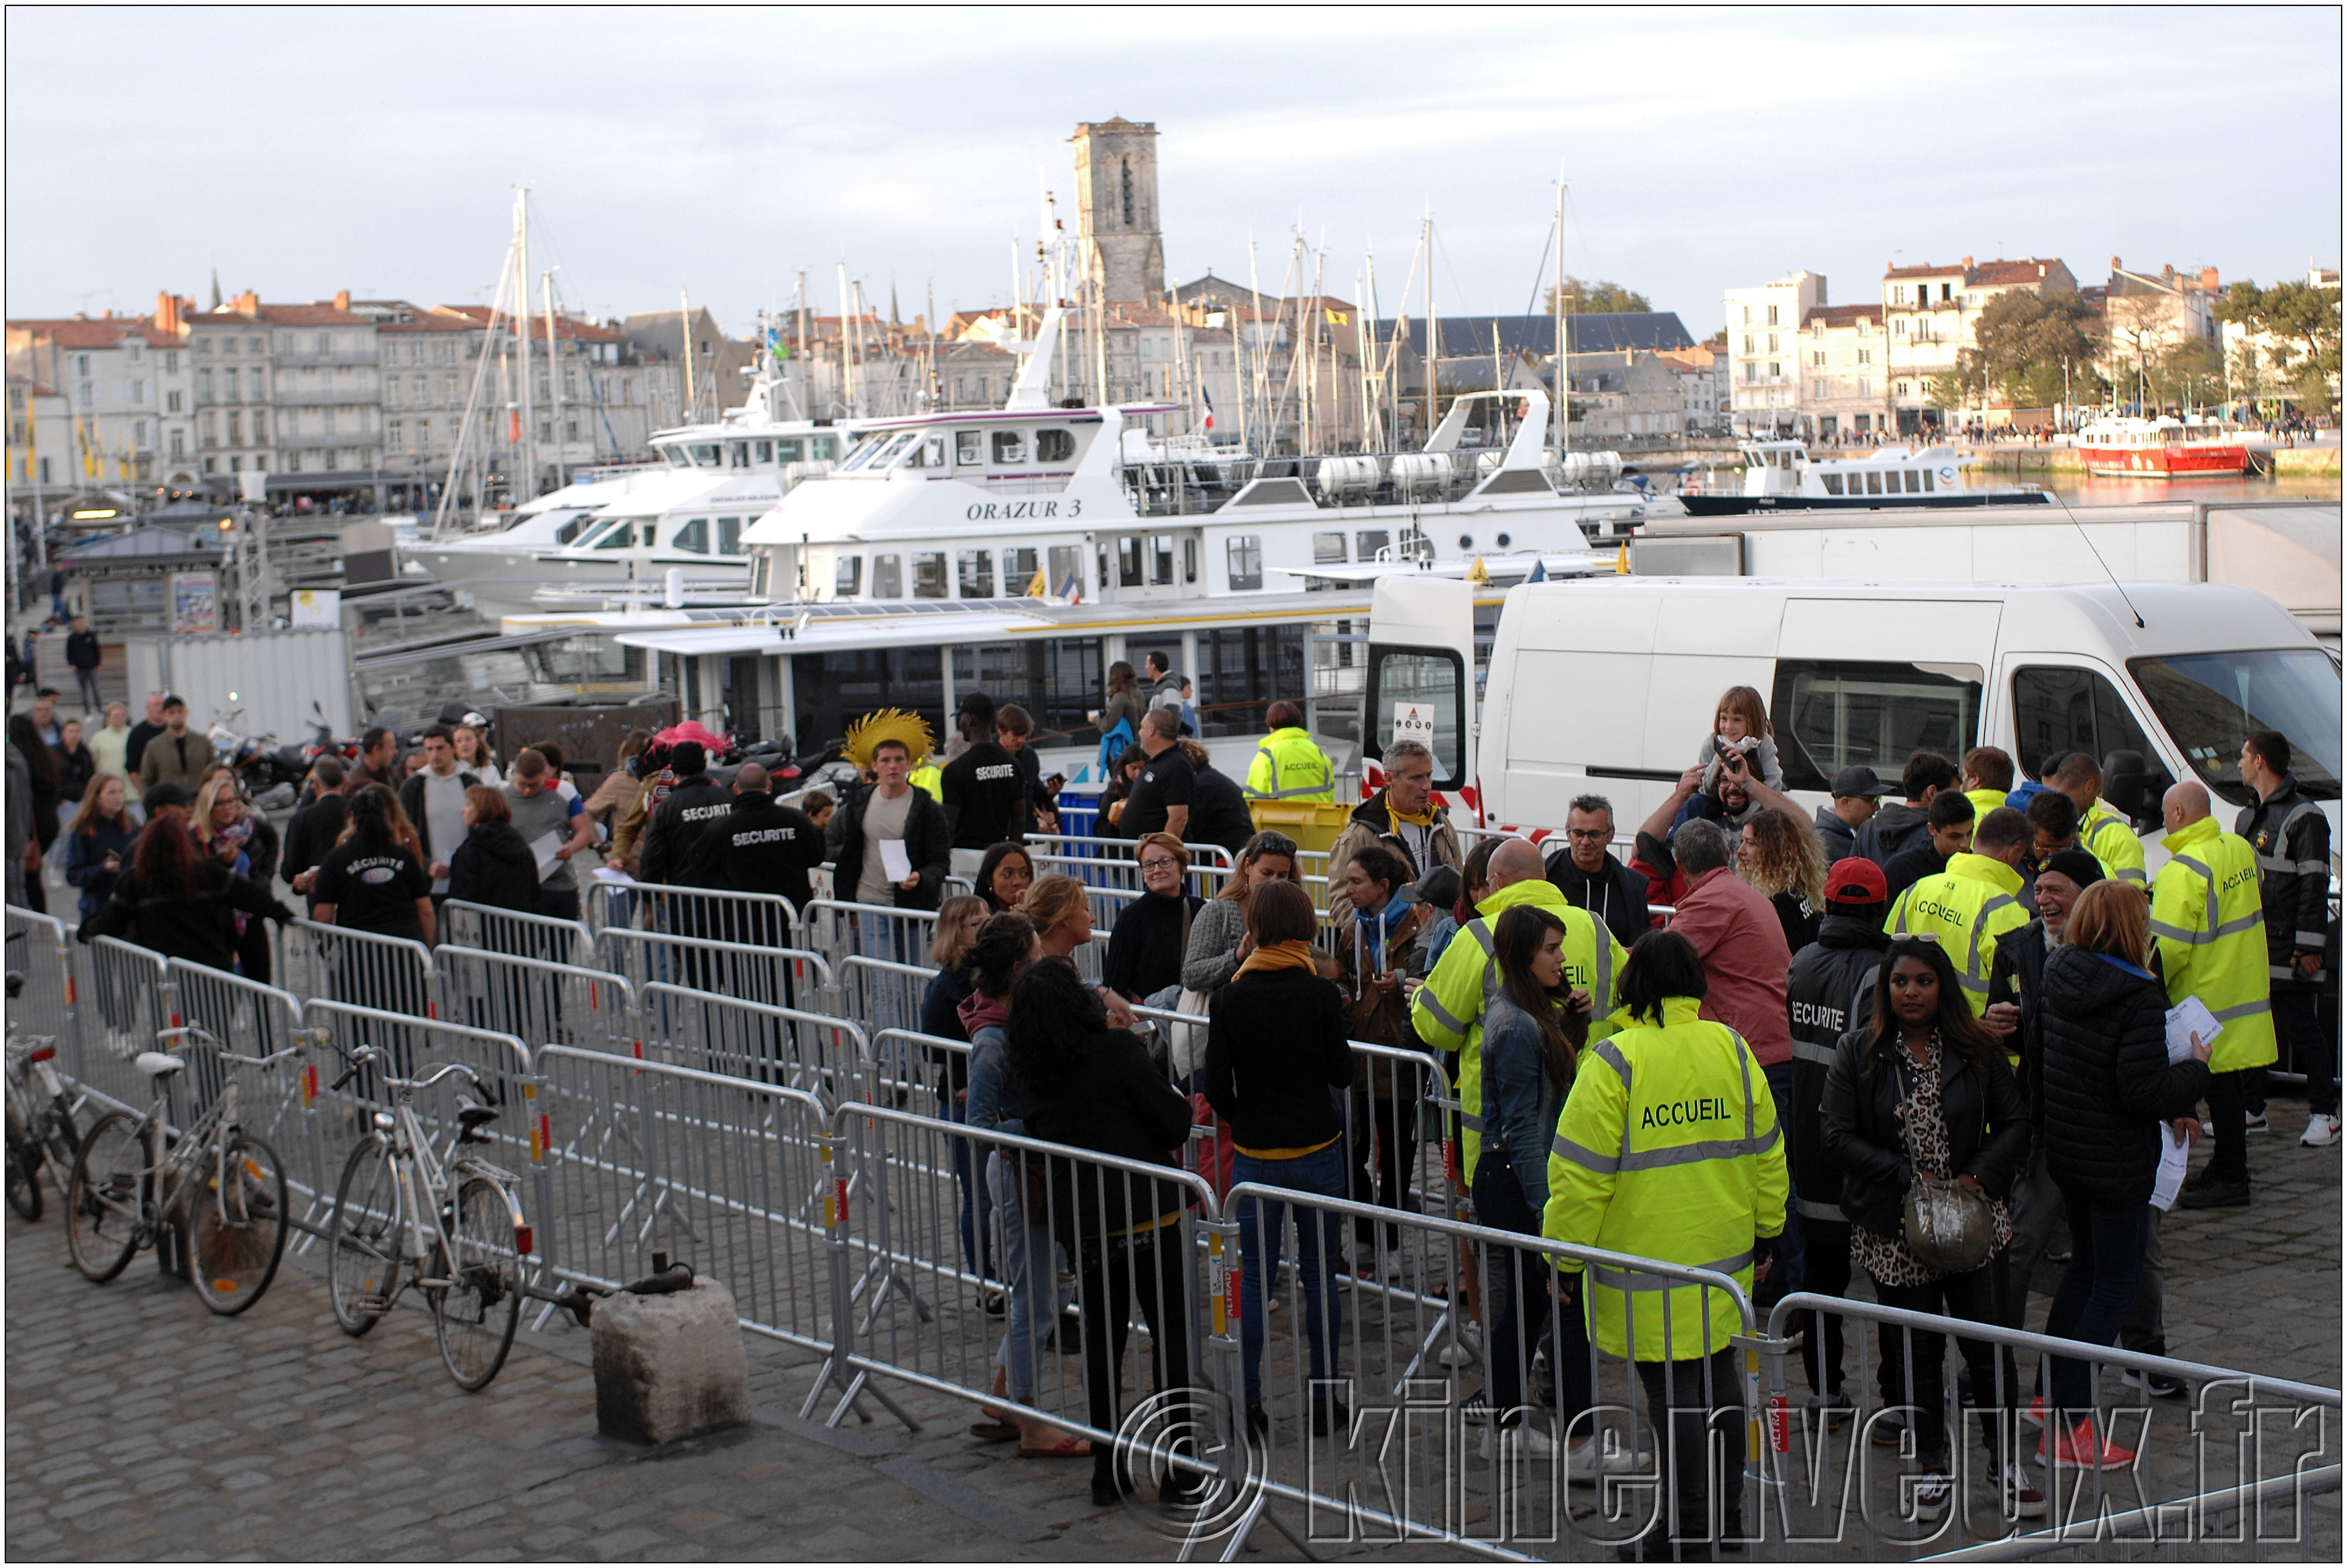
[1760,1062,1803,1300]
[1234,1141,1348,1408]
[986,1151,1060,1404]
[946,1099,995,1286]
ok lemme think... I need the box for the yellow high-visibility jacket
[1410,878,1624,1184]
[1963,788,2008,827]
[910,762,943,804]
[1543,997,1786,1360]
[2081,798,2147,886]
[1886,852,2030,1015]
[1243,727,1335,802]
[2151,816,2276,1073]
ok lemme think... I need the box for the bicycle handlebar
[324,1041,486,1097]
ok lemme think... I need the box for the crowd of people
[8,657,2335,1549]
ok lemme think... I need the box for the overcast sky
[9,7,2339,338]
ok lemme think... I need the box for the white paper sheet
[879,837,913,884]
[529,829,564,882]
[591,865,634,886]
[2163,996,2222,1064]
[2151,1122,2191,1211]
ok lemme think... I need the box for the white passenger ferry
[1679,439,2049,515]
[410,330,849,613]
[738,308,1673,608]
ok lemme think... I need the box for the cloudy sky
[9,7,2339,337]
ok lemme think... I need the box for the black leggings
[1472,1158,1591,1426]
[1634,1347,1748,1545]
[1070,1219,1195,1494]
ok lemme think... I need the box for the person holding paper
[826,730,948,914]
[503,748,594,923]
[2034,880,2210,1462]
[2153,782,2278,1211]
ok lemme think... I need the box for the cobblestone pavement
[7,1086,2340,1562]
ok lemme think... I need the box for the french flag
[1200,385,1216,432]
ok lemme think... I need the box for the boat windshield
[836,431,895,472]
[2128,648,2341,805]
[659,445,690,469]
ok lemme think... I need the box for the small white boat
[1679,440,2049,515]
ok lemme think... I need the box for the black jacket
[282,792,349,908]
[1880,840,1948,904]
[1546,847,1653,953]
[64,628,101,674]
[1855,800,1931,869]
[123,718,164,775]
[825,782,950,912]
[1202,966,1353,1154]
[1102,890,1201,1001]
[1023,1026,1196,1238]
[1813,804,1859,866]
[1186,763,1255,857]
[1786,916,1890,1214]
[1821,1022,2030,1237]
[446,819,539,914]
[54,742,95,810]
[396,768,479,867]
[1985,920,2054,1130]
[80,861,294,973]
[709,791,826,918]
[637,774,733,887]
[2039,945,2210,1205]
[232,812,281,888]
[941,739,1027,849]
[2238,776,2334,987]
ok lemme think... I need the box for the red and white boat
[2076,416,2248,478]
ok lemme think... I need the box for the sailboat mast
[1421,213,1436,442]
[542,269,566,490]
[1555,176,1570,451]
[515,188,535,500]
[680,286,698,427]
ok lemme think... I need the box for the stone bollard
[591,1275,750,1445]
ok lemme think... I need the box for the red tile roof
[1969,259,2060,287]
[1802,304,1882,330]
[7,317,179,349]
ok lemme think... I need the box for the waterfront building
[1882,257,2077,433]
[6,306,192,489]
[1654,343,1727,434]
[1723,271,1825,435]
[1797,304,1888,440]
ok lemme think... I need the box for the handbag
[1902,1174,1994,1274]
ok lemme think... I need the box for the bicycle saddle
[135,1051,186,1079]
[457,1103,499,1130]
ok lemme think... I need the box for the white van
[1362,575,2342,867]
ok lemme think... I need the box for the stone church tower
[1071,118,1165,304]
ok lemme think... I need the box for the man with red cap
[1782,856,1894,1427]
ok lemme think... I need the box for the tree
[2215,279,2342,413]
[1542,278,1652,314]
[1952,289,2103,407]
[2147,336,2222,411]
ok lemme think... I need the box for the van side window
[1770,659,1982,792]
[2010,665,2156,780]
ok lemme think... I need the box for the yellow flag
[1026,566,1047,597]
[1467,554,1489,585]
[1324,308,1350,326]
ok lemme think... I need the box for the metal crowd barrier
[436,945,637,1057]
[279,919,436,1019]
[586,877,801,951]
[636,981,866,1104]
[4,906,77,1050]
[798,898,940,975]
[440,899,594,969]
[595,926,830,1016]
[532,1043,836,1353]
[66,936,171,1113]
[836,955,936,1044]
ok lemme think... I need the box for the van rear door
[1365,575,1476,793]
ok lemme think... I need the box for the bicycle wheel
[5,1124,41,1221]
[64,1111,147,1282]
[190,1133,290,1315]
[433,1177,521,1391]
[326,1133,402,1335]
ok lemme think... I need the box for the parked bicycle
[5,973,84,1222]
[62,1024,294,1314]
[323,1042,529,1391]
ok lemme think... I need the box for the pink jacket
[1669,866,1794,1067]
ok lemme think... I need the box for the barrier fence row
[7,902,2336,1559]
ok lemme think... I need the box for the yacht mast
[679,286,698,426]
[430,233,518,538]
[1554,175,1570,451]
[834,265,854,415]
